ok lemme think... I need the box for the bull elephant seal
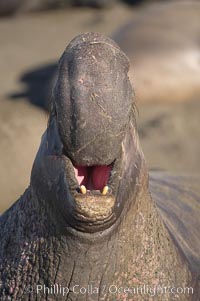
[113,1,200,103]
[0,33,199,301]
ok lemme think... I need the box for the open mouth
[74,164,112,194]
[63,153,122,229]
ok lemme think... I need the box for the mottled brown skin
[0,33,199,301]
[113,0,200,103]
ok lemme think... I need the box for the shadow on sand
[9,63,57,110]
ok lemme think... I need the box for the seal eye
[74,165,112,191]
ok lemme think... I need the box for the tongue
[74,165,112,190]
[92,165,112,190]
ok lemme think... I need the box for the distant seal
[0,33,199,301]
[0,0,114,15]
[113,1,200,103]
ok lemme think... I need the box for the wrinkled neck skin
[0,120,193,301]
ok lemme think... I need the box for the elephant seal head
[31,33,147,235]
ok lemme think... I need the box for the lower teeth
[80,185,87,194]
[101,186,109,195]
[79,185,109,195]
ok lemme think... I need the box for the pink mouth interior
[74,165,112,190]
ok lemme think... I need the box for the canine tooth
[80,185,87,194]
[101,186,109,195]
